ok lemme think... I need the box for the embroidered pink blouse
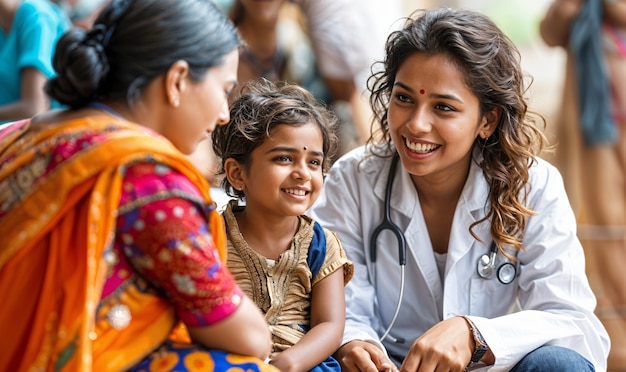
[105,162,242,326]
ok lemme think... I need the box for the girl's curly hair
[212,79,339,200]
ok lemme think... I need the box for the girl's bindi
[419,89,425,95]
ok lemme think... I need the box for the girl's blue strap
[307,221,327,278]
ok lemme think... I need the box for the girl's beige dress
[223,202,353,359]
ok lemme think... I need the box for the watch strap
[461,316,489,365]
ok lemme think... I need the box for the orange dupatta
[0,116,226,371]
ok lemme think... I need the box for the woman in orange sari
[0,0,275,370]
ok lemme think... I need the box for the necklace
[241,48,285,81]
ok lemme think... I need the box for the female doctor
[308,7,610,372]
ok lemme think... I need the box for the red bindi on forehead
[419,89,425,94]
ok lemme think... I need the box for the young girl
[309,7,609,372]
[211,79,354,372]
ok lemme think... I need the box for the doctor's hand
[399,317,474,372]
[335,340,398,372]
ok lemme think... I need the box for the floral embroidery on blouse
[111,161,242,326]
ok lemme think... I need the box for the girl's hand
[399,317,478,372]
[335,340,398,372]
[269,352,301,372]
[268,268,347,370]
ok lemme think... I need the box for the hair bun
[45,27,111,108]
[86,24,115,49]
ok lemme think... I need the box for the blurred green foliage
[482,0,545,45]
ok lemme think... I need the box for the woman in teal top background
[0,0,70,123]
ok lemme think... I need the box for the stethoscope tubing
[379,265,405,343]
[369,154,407,265]
[369,154,407,342]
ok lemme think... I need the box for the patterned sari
[0,116,275,371]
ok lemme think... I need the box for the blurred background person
[221,0,379,153]
[0,0,69,123]
[540,0,626,370]
[58,0,108,28]
[188,0,381,193]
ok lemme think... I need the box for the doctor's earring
[480,133,498,150]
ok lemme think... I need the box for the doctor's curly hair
[366,8,550,256]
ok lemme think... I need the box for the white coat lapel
[447,158,491,274]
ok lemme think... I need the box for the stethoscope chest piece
[477,242,516,285]
[497,262,516,284]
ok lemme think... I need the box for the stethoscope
[369,154,517,343]
[477,241,517,284]
[369,154,406,343]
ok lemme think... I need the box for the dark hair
[45,0,241,109]
[368,8,548,254]
[212,79,339,199]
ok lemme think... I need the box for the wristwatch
[462,316,489,365]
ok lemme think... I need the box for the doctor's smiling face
[387,52,497,185]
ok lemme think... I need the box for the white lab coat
[308,145,610,371]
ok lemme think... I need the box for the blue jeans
[510,345,594,372]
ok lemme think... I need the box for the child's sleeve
[312,228,354,286]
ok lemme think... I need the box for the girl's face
[388,52,495,185]
[168,49,239,154]
[240,122,325,218]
